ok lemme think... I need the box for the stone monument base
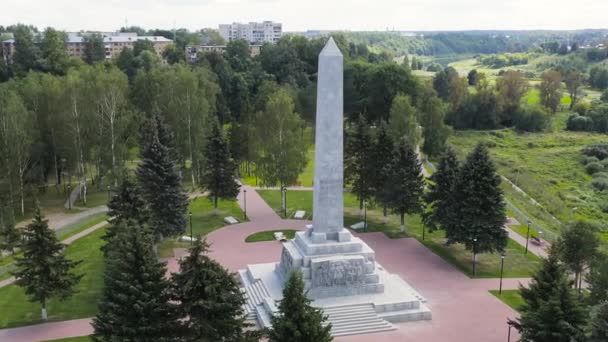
[239,227,431,337]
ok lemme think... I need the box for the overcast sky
[2,0,607,32]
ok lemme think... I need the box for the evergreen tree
[201,117,240,212]
[102,178,149,255]
[518,247,586,342]
[420,90,450,158]
[588,301,608,342]
[12,207,82,320]
[269,271,332,342]
[411,56,418,70]
[446,143,507,254]
[172,238,253,341]
[402,55,410,70]
[587,253,608,304]
[381,139,424,232]
[136,114,188,237]
[371,123,395,220]
[345,115,375,213]
[92,222,180,342]
[423,147,459,232]
[0,221,21,254]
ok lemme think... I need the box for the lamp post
[422,224,426,241]
[507,318,517,342]
[525,220,531,255]
[472,237,477,276]
[106,185,111,201]
[189,211,193,244]
[243,189,247,220]
[363,201,367,233]
[499,253,505,294]
[67,183,72,210]
[282,187,287,218]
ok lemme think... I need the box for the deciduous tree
[540,70,562,113]
[556,221,600,293]
[388,94,419,147]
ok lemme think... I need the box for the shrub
[567,114,594,131]
[586,162,604,175]
[602,159,608,167]
[573,102,590,116]
[593,172,608,179]
[582,156,600,165]
[600,202,608,213]
[582,143,608,160]
[591,177,608,191]
[602,89,608,103]
[514,106,550,132]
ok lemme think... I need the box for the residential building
[1,31,172,62]
[186,44,261,63]
[218,21,281,44]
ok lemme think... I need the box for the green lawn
[0,214,109,282]
[43,336,92,342]
[449,129,608,243]
[245,229,298,242]
[490,289,525,312]
[256,190,541,278]
[0,228,106,328]
[158,196,245,257]
[242,148,315,188]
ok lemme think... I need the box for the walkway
[0,186,529,342]
[16,205,108,231]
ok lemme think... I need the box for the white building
[218,21,282,44]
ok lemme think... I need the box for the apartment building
[218,21,282,44]
[186,44,262,63]
[1,31,172,62]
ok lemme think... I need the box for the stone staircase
[322,303,395,337]
[240,270,271,321]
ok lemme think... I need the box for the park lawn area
[449,129,608,243]
[241,148,316,188]
[0,214,109,282]
[43,336,92,342]
[245,229,298,242]
[158,196,245,257]
[257,190,541,278]
[0,228,106,329]
[490,289,525,312]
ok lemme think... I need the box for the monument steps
[377,306,433,323]
[321,303,395,336]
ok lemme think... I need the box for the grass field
[0,228,106,328]
[490,289,525,312]
[245,229,298,242]
[256,190,541,278]
[43,337,92,342]
[0,214,109,282]
[158,196,245,257]
[449,129,608,243]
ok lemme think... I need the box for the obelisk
[312,37,345,242]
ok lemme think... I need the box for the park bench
[179,236,197,242]
[273,232,287,241]
[294,210,306,219]
[224,216,239,225]
[350,221,366,230]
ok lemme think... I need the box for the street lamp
[499,253,505,294]
[472,237,477,276]
[507,318,518,342]
[282,187,287,218]
[363,201,367,233]
[189,211,193,244]
[525,220,531,255]
[422,223,426,241]
[243,189,247,220]
[67,183,72,210]
[106,185,111,201]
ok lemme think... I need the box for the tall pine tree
[93,221,180,342]
[269,271,333,342]
[423,147,459,232]
[201,117,240,212]
[518,247,586,342]
[588,301,608,342]
[0,221,21,254]
[381,138,424,232]
[372,123,395,221]
[171,238,253,341]
[447,143,507,253]
[137,114,188,238]
[12,206,82,320]
[345,114,375,213]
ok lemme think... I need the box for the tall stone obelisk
[312,37,345,242]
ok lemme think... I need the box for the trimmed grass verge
[245,229,298,243]
[490,289,525,312]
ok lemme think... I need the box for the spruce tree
[102,178,149,255]
[172,238,252,341]
[269,271,332,342]
[201,117,240,212]
[447,143,507,253]
[136,114,188,238]
[92,221,180,342]
[518,247,586,342]
[423,147,459,232]
[381,138,424,232]
[345,114,375,213]
[0,221,21,254]
[12,207,82,320]
[588,301,608,342]
[372,123,395,220]
[587,253,608,304]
